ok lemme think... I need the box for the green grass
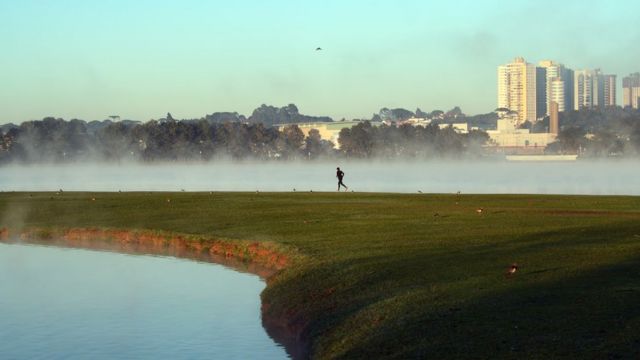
[2,191,640,359]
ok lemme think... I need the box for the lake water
[0,243,288,359]
[0,160,639,195]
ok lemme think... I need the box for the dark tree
[555,126,586,154]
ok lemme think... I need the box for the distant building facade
[574,69,616,109]
[537,60,574,114]
[437,123,469,134]
[395,117,432,127]
[602,74,617,107]
[536,66,547,118]
[485,109,556,154]
[275,121,383,148]
[498,57,537,124]
[622,73,640,109]
[574,69,599,110]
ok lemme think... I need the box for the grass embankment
[2,192,640,359]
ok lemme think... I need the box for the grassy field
[2,191,640,359]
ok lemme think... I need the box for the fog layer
[1,161,638,195]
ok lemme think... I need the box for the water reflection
[0,243,289,359]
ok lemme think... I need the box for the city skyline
[2,0,640,125]
[498,56,626,124]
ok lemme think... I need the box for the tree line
[338,121,488,158]
[3,107,640,163]
[0,118,487,163]
[539,107,640,156]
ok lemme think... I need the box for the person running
[336,167,348,191]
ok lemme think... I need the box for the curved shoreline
[0,227,308,360]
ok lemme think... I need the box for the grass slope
[2,192,640,358]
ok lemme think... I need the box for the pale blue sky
[1,0,639,124]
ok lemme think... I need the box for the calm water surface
[1,161,639,195]
[0,243,288,359]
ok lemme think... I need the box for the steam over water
[1,161,639,195]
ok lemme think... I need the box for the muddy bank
[0,227,311,359]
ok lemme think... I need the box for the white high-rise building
[574,69,600,110]
[549,78,566,112]
[602,75,616,107]
[574,69,616,109]
[623,73,640,109]
[498,57,537,124]
[538,60,569,114]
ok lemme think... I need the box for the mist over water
[1,160,639,195]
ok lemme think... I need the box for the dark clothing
[337,169,347,190]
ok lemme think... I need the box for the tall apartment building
[537,60,574,114]
[574,69,616,109]
[498,57,537,124]
[575,69,601,109]
[622,73,640,109]
[536,67,547,118]
[602,74,616,107]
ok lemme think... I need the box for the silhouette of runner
[336,167,348,191]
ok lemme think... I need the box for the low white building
[398,118,433,126]
[438,123,469,134]
[275,120,383,147]
[486,117,556,152]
